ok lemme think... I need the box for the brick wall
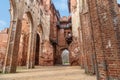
[0,30,8,70]
[88,0,120,79]
[69,0,120,79]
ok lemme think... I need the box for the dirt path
[0,66,96,80]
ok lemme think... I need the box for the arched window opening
[61,49,70,66]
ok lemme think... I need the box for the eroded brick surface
[39,40,54,66]
[68,0,120,79]
[0,29,8,69]
[0,0,120,80]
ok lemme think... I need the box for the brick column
[26,23,36,69]
[80,12,96,74]
[3,19,22,73]
[78,27,84,68]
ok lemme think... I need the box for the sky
[0,0,120,30]
[0,0,10,30]
[52,0,69,17]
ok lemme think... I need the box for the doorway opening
[35,33,40,65]
[61,49,70,66]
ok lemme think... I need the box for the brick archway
[17,12,34,67]
[23,12,35,69]
[61,49,70,66]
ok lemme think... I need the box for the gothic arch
[38,24,44,39]
[17,12,34,66]
[21,12,35,69]
[3,0,54,73]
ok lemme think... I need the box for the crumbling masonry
[0,0,120,80]
[68,0,120,79]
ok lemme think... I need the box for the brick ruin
[0,29,8,69]
[0,0,120,80]
[68,0,120,79]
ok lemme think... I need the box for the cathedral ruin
[0,0,120,80]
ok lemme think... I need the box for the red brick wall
[88,0,120,79]
[69,0,120,79]
[58,29,66,46]
[50,4,59,41]
[0,32,8,69]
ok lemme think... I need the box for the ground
[0,66,96,80]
